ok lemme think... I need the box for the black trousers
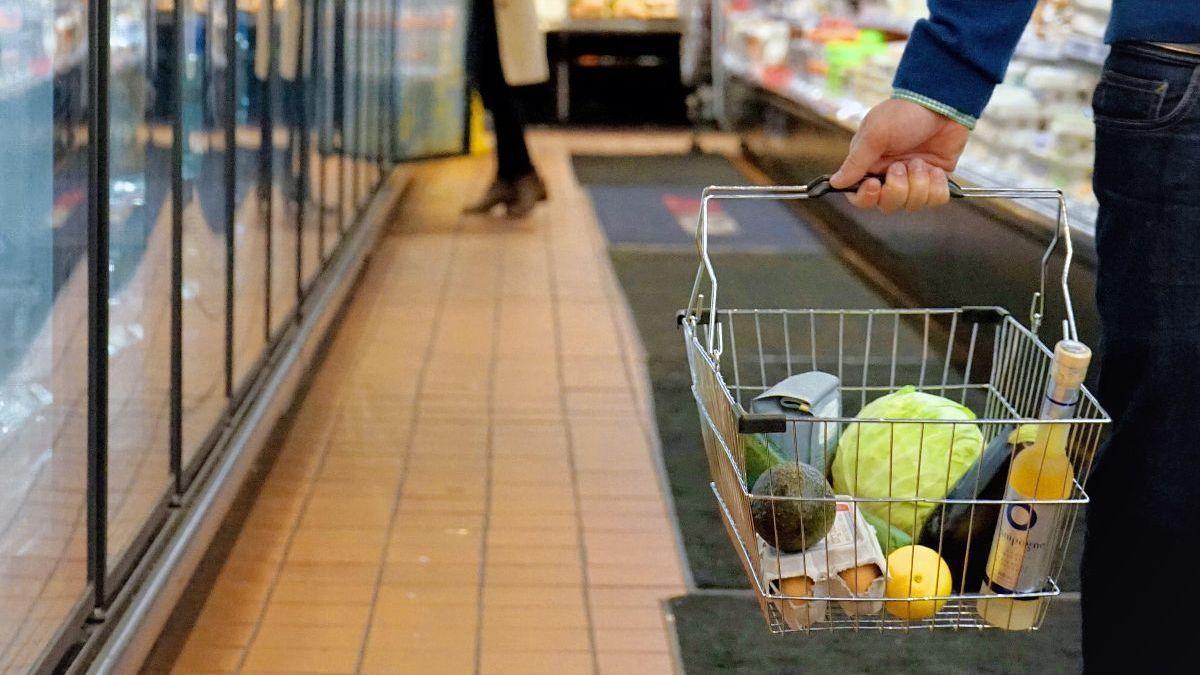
[467,0,533,180]
[1084,43,1200,673]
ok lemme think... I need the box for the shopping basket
[679,176,1110,633]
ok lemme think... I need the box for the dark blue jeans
[1087,43,1200,673]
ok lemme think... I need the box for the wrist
[891,89,977,131]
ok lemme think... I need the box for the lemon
[884,545,952,620]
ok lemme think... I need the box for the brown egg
[779,575,814,605]
[838,564,881,595]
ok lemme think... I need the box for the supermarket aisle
[145,130,691,674]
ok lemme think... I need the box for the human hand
[829,98,970,213]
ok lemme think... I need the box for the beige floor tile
[597,651,676,675]
[379,560,480,587]
[484,544,581,566]
[479,626,592,652]
[180,621,257,648]
[250,623,366,651]
[479,650,594,675]
[359,646,474,674]
[170,645,243,673]
[482,585,587,609]
[483,561,584,587]
[240,646,359,674]
[480,605,590,629]
[258,602,371,627]
[268,580,377,606]
[273,562,381,586]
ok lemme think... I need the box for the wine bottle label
[982,485,1062,597]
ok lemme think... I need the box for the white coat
[493,0,549,86]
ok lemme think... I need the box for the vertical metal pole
[315,0,326,262]
[461,0,472,155]
[88,0,112,614]
[263,0,275,339]
[296,0,309,301]
[353,0,364,208]
[171,0,185,495]
[385,0,394,169]
[709,0,727,128]
[224,0,237,396]
[337,0,346,235]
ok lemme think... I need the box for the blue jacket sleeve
[892,0,1039,128]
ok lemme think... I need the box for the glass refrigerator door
[391,0,467,160]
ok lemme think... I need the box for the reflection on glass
[0,0,89,667]
[340,0,356,231]
[395,0,466,159]
[181,0,231,468]
[318,0,340,260]
[105,0,171,573]
[300,0,321,288]
[269,0,299,336]
[361,0,379,195]
[232,0,267,390]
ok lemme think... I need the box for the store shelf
[544,16,681,34]
[723,54,1098,238]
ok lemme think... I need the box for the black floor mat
[669,594,1082,674]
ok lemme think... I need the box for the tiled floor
[145,130,696,674]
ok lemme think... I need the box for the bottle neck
[1038,373,1081,421]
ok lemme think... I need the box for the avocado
[751,463,837,553]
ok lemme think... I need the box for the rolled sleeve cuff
[892,22,1000,130]
[892,88,978,130]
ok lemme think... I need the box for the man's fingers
[831,128,882,188]
[905,159,930,212]
[877,162,908,214]
[845,177,882,209]
[929,167,951,207]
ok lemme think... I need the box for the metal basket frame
[680,177,1111,633]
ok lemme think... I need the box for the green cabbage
[832,386,983,539]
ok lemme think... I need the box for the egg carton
[759,497,887,627]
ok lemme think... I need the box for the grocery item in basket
[743,434,786,489]
[750,463,836,553]
[839,564,881,595]
[831,386,984,543]
[884,545,953,621]
[776,576,824,629]
[919,425,1037,590]
[760,498,887,619]
[862,508,913,555]
[750,372,842,474]
[980,339,1089,631]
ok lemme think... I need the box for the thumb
[830,128,882,189]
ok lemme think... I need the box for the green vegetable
[861,509,914,555]
[751,463,837,553]
[831,386,984,538]
[744,434,786,489]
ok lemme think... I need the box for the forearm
[893,0,1039,129]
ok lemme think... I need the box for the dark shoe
[464,178,516,214]
[506,173,548,218]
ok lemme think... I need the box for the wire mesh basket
[680,177,1110,633]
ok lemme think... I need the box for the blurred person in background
[464,0,549,217]
[829,1,1199,671]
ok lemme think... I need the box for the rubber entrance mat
[572,153,825,252]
